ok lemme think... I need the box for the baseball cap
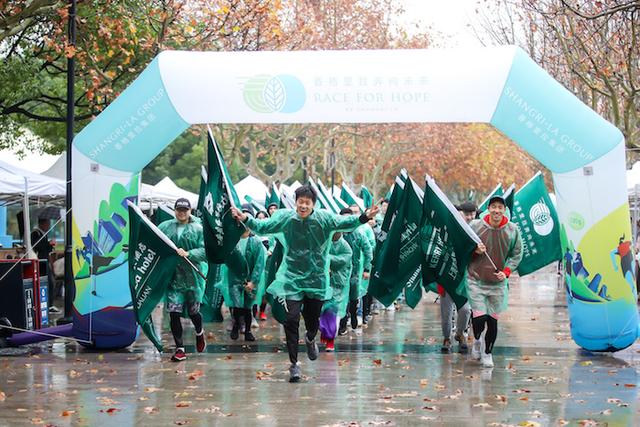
[488,195,506,207]
[174,198,191,210]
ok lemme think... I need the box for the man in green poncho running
[231,185,378,383]
[158,198,207,362]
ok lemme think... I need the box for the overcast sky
[396,0,483,48]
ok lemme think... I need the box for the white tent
[234,175,267,205]
[139,177,198,208]
[42,152,66,180]
[0,159,66,204]
[0,159,66,256]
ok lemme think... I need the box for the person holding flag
[438,201,476,354]
[230,185,379,383]
[218,218,267,342]
[467,195,523,368]
[338,208,373,336]
[158,198,208,362]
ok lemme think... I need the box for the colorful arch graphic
[71,47,638,351]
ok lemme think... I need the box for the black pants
[339,300,359,331]
[169,302,203,349]
[232,308,252,334]
[283,298,324,364]
[362,293,373,318]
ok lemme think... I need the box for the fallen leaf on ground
[61,410,76,416]
[144,406,158,414]
[99,408,119,414]
[518,422,540,427]
[373,359,382,366]
[473,403,491,408]
[580,361,593,366]
[176,401,191,408]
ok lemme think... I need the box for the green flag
[369,177,423,307]
[152,204,174,225]
[420,176,481,309]
[503,183,516,219]
[308,177,330,211]
[478,183,503,214]
[245,195,266,214]
[127,202,180,352]
[200,264,224,322]
[317,179,340,214]
[513,172,562,276]
[193,165,208,219]
[333,193,349,210]
[341,183,365,212]
[201,127,244,264]
[360,185,374,209]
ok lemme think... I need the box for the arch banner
[71,47,637,351]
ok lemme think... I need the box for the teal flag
[360,185,374,209]
[267,183,281,207]
[245,195,266,214]
[503,183,516,219]
[369,177,423,307]
[200,264,224,322]
[127,202,180,352]
[513,172,562,276]
[420,177,481,309]
[202,127,244,264]
[193,165,208,219]
[152,204,174,225]
[341,183,365,212]
[308,178,330,211]
[333,193,350,210]
[317,179,341,213]
[478,183,503,214]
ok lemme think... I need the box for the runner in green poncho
[158,198,207,362]
[361,217,377,325]
[339,208,373,336]
[217,224,266,342]
[319,232,352,352]
[231,185,378,383]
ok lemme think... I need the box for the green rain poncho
[244,208,364,301]
[216,234,267,309]
[323,237,353,319]
[343,225,374,301]
[361,224,376,295]
[466,215,523,315]
[158,218,207,305]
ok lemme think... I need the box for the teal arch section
[74,57,189,172]
[490,48,623,173]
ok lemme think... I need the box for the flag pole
[182,256,207,280]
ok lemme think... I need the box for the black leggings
[340,300,359,331]
[471,315,498,354]
[232,307,252,333]
[169,309,203,349]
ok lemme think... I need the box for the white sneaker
[251,317,259,329]
[481,352,494,368]
[385,304,396,312]
[471,340,482,361]
[354,328,362,336]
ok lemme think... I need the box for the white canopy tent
[138,176,199,210]
[234,175,268,205]
[0,159,66,255]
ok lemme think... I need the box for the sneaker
[244,331,256,342]
[304,334,319,361]
[385,304,395,312]
[481,352,494,368]
[289,363,301,383]
[259,311,267,321]
[325,339,335,352]
[251,317,259,329]
[230,325,239,340]
[338,326,348,336]
[455,334,468,354]
[365,315,372,322]
[471,339,482,361]
[48,305,61,314]
[195,331,206,353]
[440,338,451,353]
[171,347,187,362]
[354,328,362,336]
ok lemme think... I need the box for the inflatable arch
[71,47,638,351]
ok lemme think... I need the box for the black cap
[488,195,506,207]
[458,201,477,213]
[174,198,191,210]
[267,202,278,209]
